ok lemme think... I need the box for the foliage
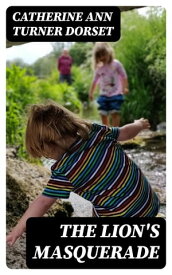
[113,8,166,128]
[6,65,37,156]
[33,78,82,113]
[6,65,82,158]
[51,42,74,56]
[31,53,57,78]
[69,42,93,68]
[6,58,28,68]
[51,42,66,56]
[71,66,92,103]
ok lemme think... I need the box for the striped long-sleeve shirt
[42,123,160,217]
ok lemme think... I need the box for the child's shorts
[97,95,124,115]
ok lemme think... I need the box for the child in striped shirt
[7,102,160,246]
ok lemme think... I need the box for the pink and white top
[93,59,127,97]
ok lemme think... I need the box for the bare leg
[111,113,120,127]
[100,114,109,126]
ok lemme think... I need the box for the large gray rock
[6,148,74,269]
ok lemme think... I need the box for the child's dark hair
[25,102,91,158]
[92,42,114,69]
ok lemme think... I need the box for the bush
[33,74,82,113]
[6,65,83,158]
[113,8,166,128]
[6,65,37,156]
[69,42,93,67]
[72,66,92,103]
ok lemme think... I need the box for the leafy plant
[6,65,83,158]
[72,66,92,103]
[6,65,37,157]
[113,8,166,127]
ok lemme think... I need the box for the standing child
[57,49,73,84]
[89,42,128,127]
[7,102,159,246]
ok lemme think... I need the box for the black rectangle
[6,6,120,42]
[26,217,166,269]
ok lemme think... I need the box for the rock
[157,122,166,132]
[6,148,74,268]
[120,129,166,152]
[6,146,19,159]
[6,233,27,269]
[6,155,74,226]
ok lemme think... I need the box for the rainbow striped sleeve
[107,126,119,140]
[42,171,72,198]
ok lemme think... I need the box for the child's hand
[134,118,150,130]
[123,88,129,94]
[89,93,94,101]
[6,227,24,246]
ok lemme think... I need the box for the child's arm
[116,60,129,94]
[117,118,150,141]
[89,80,97,101]
[122,77,129,94]
[6,195,56,246]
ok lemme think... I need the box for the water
[125,147,166,217]
[82,101,101,123]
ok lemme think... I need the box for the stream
[125,144,166,217]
